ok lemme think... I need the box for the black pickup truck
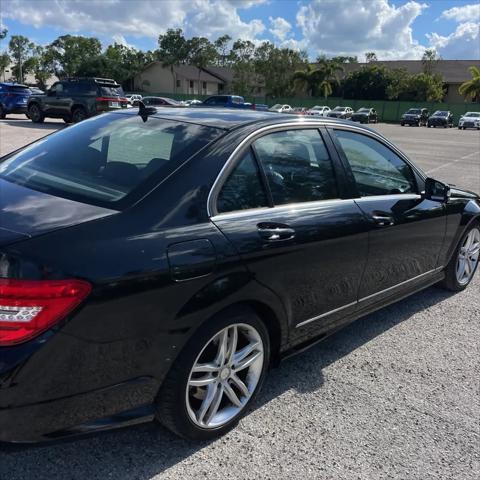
[27,77,128,123]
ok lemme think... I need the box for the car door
[45,82,69,115]
[210,127,371,342]
[329,127,446,307]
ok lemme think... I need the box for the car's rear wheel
[155,307,270,440]
[440,222,480,291]
[0,105,6,119]
[63,115,73,124]
[72,107,88,123]
[28,104,44,123]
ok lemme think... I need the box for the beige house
[339,60,480,103]
[134,62,226,95]
[2,63,58,87]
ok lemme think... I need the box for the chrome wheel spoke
[197,383,219,424]
[215,329,229,366]
[192,362,219,373]
[456,228,480,285]
[203,384,224,426]
[234,350,262,372]
[226,325,238,365]
[230,373,250,398]
[233,342,260,366]
[189,375,217,387]
[223,381,242,407]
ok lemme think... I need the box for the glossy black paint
[0,110,478,443]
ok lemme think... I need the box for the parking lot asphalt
[0,115,479,480]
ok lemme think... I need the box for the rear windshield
[333,107,346,111]
[0,113,223,209]
[406,109,421,114]
[465,112,480,117]
[99,85,125,97]
[433,111,448,116]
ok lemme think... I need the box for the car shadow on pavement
[0,119,65,130]
[0,285,454,480]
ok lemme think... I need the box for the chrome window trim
[295,266,444,329]
[207,120,427,218]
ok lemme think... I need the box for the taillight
[0,279,91,346]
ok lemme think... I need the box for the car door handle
[257,224,295,242]
[372,215,395,227]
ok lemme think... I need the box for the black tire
[0,105,6,119]
[400,122,404,126]
[155,306,270,441]
[63,116,73,124]
[28,104,45,123]
[72,107,88,123]
[439,221,480,292]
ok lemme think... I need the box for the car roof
[110,107,370,131]
[0,82,29,88]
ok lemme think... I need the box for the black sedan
[400,108,429,127]
[351,107,378,124]
[0,108,479,443]
[427,110,454,128]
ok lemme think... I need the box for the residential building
[1,63,58,87]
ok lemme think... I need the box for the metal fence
[127,91,478,123]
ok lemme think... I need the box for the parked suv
[400,108,429,127]
[427,110,454,128]
[27,78,128,123]
[0,83,32,118]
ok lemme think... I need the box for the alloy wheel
[186,323,264,429]
[456,227,480,285]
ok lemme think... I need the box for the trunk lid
[0,178,117,247]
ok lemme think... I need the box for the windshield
[433,111,448,116]
[333,107,346,111]
[406,109,421,114]
[465,112,480,117]
[99,85,125,97]
[357,108,370,112]
[270,104,282,109]
[0,113,222,209]
[312,106,325,110]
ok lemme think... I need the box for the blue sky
[1,0,479,60]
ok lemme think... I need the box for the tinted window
[217,150,268,213]
[253,129,338,205]
[100,85,124,96]
[0,114,222,208]
[8,85,30,94]
[334,129,417,196]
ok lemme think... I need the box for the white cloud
[441,4,480,23]
[269,16,292,41]
[427,22,480,59]
[296,0,428,59]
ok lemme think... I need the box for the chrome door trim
[295,301,357,328]
[295,266,444,329]
[206,120,426,218]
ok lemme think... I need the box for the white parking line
[426,150,480,174]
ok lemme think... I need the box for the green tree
[385,68,410,100]
[0,28,8,40]
[157,28,188,93]
[365,52,378,63]
[214,35,232,67]
[459,66,480,102]
[230,39,257,95]
[331,55,358,64]
[8,35,35,83]
[48,35,102,77]
[343,64,392,100]
[291,64,321,97]
[316,56,344,99]
[0,52,10,81]
[187,37,218,94]
[422,48,440,75]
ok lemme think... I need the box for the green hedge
[127,91,477,123]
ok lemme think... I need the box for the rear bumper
[0,377,157,443]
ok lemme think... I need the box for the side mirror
[424,177,450,203]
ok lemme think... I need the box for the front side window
[217,150,268,213]
[0,114,222,208]
[253,129,338,206]
[334,129,417,197]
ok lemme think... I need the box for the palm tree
[291,64,321,96]
[459,66,480,102]
[316,57,344,99]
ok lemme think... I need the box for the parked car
[27,77,128,124]
[427,111,454,128]
[0,108,478,444]
[142,96,183,107]
[291,107,308,115]
[327,106,353,119]
[203,95,268,111]
[0,82,31,118]
[400,108,429,126]
[458,112,480,130]
[29,87,45,95]
[351,107,378,124]
[268,103,293,113]
[126,94,143,106]
[307,105,331,117]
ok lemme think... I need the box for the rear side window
[334,129,417,196]
[100,85,124,96]
[0,114,222,209]
[217,150,268,213]
[253,129,338,205]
